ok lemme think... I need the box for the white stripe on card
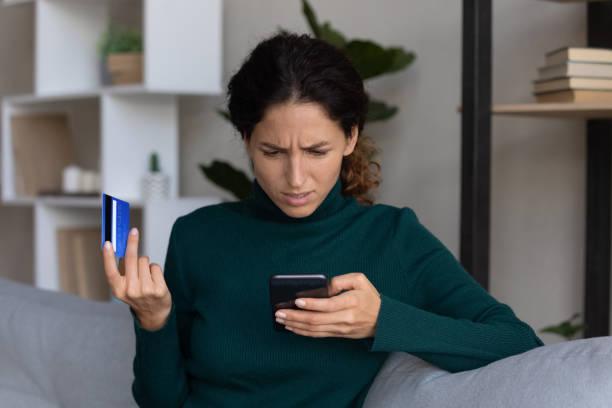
[112,199,117,252]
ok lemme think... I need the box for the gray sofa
[1,276,612,408]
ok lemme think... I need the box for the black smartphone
[269,274,329,332]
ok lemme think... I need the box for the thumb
[328,272,364,297]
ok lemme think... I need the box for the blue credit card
[101,193,130,258]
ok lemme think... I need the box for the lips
[282,191,312,206]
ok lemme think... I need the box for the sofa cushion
[0,385,59,408]
[364,336,612,408]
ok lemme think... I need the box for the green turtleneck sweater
[129,176,544,408]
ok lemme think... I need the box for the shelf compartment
[33,197,221,297]
[26,0,222,96]
[2,93,180,206]
[100,93,178,203]
[34,202,142,294]
[2,97,100,204]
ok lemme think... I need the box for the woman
[102,31,544,408]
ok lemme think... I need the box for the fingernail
[104,241,111,250]
[276,311,286,319]
[295,299,305,307]
[130,227,138,236]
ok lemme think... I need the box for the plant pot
[141,172,169,201]
[106,52,143,85]
[99,58,112,86]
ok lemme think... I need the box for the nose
[286,153,305,188]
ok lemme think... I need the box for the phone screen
[269,274,329,332]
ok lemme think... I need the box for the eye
[262,150,280,157]
[309,150,328,156]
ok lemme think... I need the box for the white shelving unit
[1,0,225,295]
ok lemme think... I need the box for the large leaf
[386,46,416,74]
[301,0,346,48]
[199,160,252,200]
[319,22,347,49]
[302,0,321,38]
[539,313,586,340]
[343,39,415,80]
[366,99,397,122]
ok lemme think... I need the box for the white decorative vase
[141,172,169,200]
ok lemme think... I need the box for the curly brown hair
[341,133,381,205]
[227,30,382,205]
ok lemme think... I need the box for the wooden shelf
[493,103,612,118]
[4,84,214,106]
[542,0,610,3]
[457,103,612,118]
[0,195,144,208]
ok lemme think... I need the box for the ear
[343,126,359,156]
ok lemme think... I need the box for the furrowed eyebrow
[259,141,330,151]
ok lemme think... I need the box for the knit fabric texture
[130,175,544,407]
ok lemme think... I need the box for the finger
[284,326,338,338]
[284,320,350,335]
[124,228,139,291]
[294,290,356,312]
[150,263,166,290]
[102,241,123,289]
[281,309,352,326]
[138,256,154,290]
[328,272,367,296]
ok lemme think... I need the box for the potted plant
[141,151,170,200]
[97,25,143,85]
[539,312,587,341]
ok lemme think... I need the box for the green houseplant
[97,25,144,85]
[539,312,587,341]
[200,0,416,200]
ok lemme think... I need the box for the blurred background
[0,0,597,346]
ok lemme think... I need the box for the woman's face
[244,101,358,218]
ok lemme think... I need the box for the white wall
[0,0,591,343]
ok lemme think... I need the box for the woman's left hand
[275,272,381,339]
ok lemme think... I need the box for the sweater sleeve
[130,217,195,407]
[362,208,545,373]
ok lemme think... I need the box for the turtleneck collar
[244,176,352,223]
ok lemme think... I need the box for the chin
[280,204,315,218]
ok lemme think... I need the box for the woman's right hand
[102,227,172,331]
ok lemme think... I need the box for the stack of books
[533,47,612,103]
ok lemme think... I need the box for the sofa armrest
[0,277,137,407]
[364,336,612,408]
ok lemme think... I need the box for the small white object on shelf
[79,169,99,193]
[62,164,81,193]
